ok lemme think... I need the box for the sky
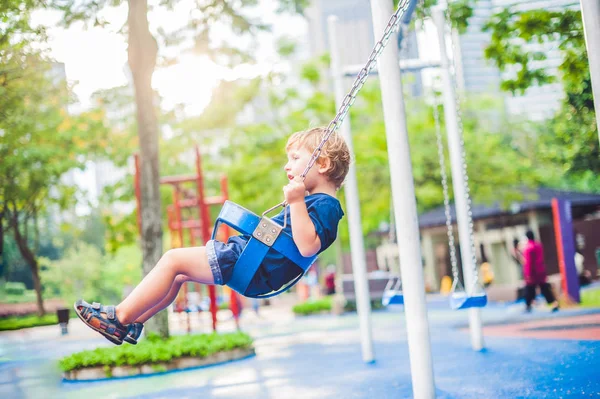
[32,0,309,115]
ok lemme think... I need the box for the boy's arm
[289,201,321,257]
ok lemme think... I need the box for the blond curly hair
[286,127,351,189]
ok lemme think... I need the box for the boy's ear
[317,158,332,174]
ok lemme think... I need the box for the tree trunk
[12,214,45,316]
[128,0,168,338]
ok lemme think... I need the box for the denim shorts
[206,239,241,286]
[206,237,273,296]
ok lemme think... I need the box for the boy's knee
[174,274,191,284]
[161,249,182,271]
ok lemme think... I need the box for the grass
[580,287,600,308]
[59,332,254,372]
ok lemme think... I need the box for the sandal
[74,300,129,345]
[124,322,144,345]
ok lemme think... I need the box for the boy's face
[284,144,327,190]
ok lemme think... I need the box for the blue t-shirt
[227,193,344,295]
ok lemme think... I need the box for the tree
[50,0,309,337]
[0,8,108,315]
[483,7,599,191]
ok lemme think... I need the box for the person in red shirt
[324,265,336,296]
[522,230,559,313]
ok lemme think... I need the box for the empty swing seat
[211,201,317,299]
[381,276,404,306]
[449,292,487,310]
[382,290,404,306]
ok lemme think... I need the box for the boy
[75,127,351,344]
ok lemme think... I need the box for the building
[341,188,600,301]
[304,0,423,98]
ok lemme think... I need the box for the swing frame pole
[370,1,436,397]
[328,16,375,364]
[432,5,485,351]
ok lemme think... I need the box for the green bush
[2,290,38,304]
[59,331,254,372]
[40,243,142,309]
[343,299,385,312]
[581,288,600,308]
[0,314,58,331]
[292,297,332,315]
[4,282,26,296]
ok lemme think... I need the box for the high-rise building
[304,0,423,97]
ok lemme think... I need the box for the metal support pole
[432,6,485,351]
[580,0,600,145]
[370,1,436,397]
[328,16,375,364]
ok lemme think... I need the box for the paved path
[482,313,600,340]
[1,299,599,398]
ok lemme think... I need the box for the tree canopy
[483,7,599,191]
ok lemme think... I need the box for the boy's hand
[283,176,306,204]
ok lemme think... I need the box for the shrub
[343,299,385,312]
[4,282,26,296]
[581,288,600,308]
[0,314,58,331]
[292,297,332,315]
[59,331,254,372]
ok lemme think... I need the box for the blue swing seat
[449,291,487,310]
[211,201,317,299]
[381,276,404,306]
[382,290,404,306]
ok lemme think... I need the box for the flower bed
[61,332,254,381]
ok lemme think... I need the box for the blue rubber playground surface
[1,298,599,398]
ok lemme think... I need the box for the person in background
[324,264,336,295]
[478,244,494,287]
[510,238,524,279]
[522,230,559,313]
[575,249,592,286]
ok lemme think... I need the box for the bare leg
[116,247,214,325]
[134,274,191,324]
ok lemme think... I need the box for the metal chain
[299,0,413,179]
[432,95,462,289]
[443,7,481,291]
[264,0,412,216]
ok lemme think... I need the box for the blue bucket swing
[211,201,317,298]
[382,276,404,306]
[210,3,412,299]
[449,279,487,310]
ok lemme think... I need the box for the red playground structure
[134,146,241,333]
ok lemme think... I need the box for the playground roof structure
[418,188,600,229]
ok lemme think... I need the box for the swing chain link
[299,0,413,180]
[443,7,481,291]
[432,95,462,288]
